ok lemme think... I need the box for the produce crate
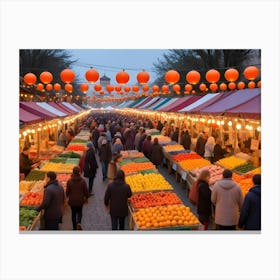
[19,206,40,231]
[233,163,257,174]
[25,170,46,181]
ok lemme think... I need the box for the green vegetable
[59,152,81,158]
[70,138,88,143]
[19,207,39,227]
[133,157,150,163]
[49,157,67,163]
[233,163,256,174]
[25,170,46,181]
[141,169,158,174]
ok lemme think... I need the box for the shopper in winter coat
[150,137,164,168]
[83,141,98,194]
[104,170,132,230]
[124,129,135,150]
[195,133,207,157]
[112,138,124,154]
[107,153,123,183]
[213,138,228,162]
[66,166,89,230]
[98,132,107,150]
[180,130,191,150]
[197,169,212,230]
[238,174,261,230]
[171,127,180,142]
[134,127,143,150]
[142,135,153,159]
[204,136,216,163]
[91,127,100,153]
[211,169,243,230]
[138,129,147,152]
[99,139,112,181]
[36,171,65,230]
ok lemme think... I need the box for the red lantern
[40,71,53,84]
[115,85,122,92]
[219,83,227,91]
[192,90,196,95]
[244,66,259,80]
[209,83,218,92]
[199,83,207,91]
[24,73,37,85]
[184,91,190,95]
[237,81,245,90]
[206,69,220,83]
[142,85,149,92]
[137,71,150,84]
[228,82,236,90]
[60,69,75,83]
[224,68,239,82]
[46,84,53,91]
[65,83,73,93]
[161,85,169,93]
[54,83,61,91]
[257,81,261,88]
[165,70,180,84]
[186,70,201,85]
[116,71,130,84]
[173,84,181,93]
[85,68,99,83]
[248,81,256,89]
[124,86,131,93]
[36,83,44,91]
[152,85,159,92]
[106,84,114,93]
[185,84,192,92]
[94,84,102,91]
[132,85,139,93]
[99,90,104,95]
[80,83,89,93]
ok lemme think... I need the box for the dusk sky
[68,49,168,85]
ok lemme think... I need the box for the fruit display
[70,138,88,143]
[65,144,86,151]
[249,166,261,174]
[171,152,202,162]
[232,173,254,196]
[19,226,27,231]
[129,191,182,209]
[49,145,65,153]
[59,151,82,158]
[216,156,247,170]
[25,170,46,181]
[20,192,44,206]
[19,181,35,195]
[19,207,39,228]
[49,157,67,163]
[120,158,133,166]
[40,162,76,173]
[151,135,171,144]
[121,162,156,175]
[56,173,72,182]
[140,169,158,175]
[132,204,200,229]
[120,150,144,158]
[125,173,173,193]
[179,158,211,171]
[233,163,256,174]
[133,157,150,163]
[163,144,185,152]
[65,158,80,165]
[31,180,46,192]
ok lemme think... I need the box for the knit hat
[86,141,93,148]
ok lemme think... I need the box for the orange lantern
[142,85,149,92]
[106,84,114,93]
[152,85,159,92]
[137,71,150,84]
[94,84,102,91]
[161,85,169,93]
[40,71,53,84]
[248,81,256,89]
[186,70,201,85]
[116,70,130,84]
[36,83,44,91]
[115,85,122,92]
[65,83,73,93]
[257,81,261,88]
[46,84,53,91]
[60,69,75,83]
[209,83,218,92]
[228,82,236,90]
[123,86,130,93]
[24,73,37,85]
[85,68,99,83]
[219,83,227,91]
[184,91,190,95]
[80,83,89,93]
[132,85,139,93]
[173,84,181,93]
[192,90,196,94]
[99,90,105,95]
[165,70,180,84]
[54,83,61,91]
[244,66,259,80]
[199,83,207,91]
[237,81,245,90]
[206,69,220,83]
[185,84,192,92]
[224,68,239,82]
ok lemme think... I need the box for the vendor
[20,147,40,177]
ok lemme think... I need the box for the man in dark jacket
[36,171,65,230]
[20,147,40,177]
[180,130,191,150]
[195,132,207,157]
[66,166,90,230]
[99,139,112,181]
[104,170,132,230]
[150,137,164,168]
[238,174,261,230]
[83,141,98,194]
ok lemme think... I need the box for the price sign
[172,163,177,171]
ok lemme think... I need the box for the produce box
[49,157,67,163]
[65,144,86,152]
[121,162,156,175]
[59,151,82,158]
[190,165,224,186]
[70,138,88,143]
[171,152,202,162]
[163,144,185,152]
[232,173,254,196]
[25,170,46,181]
[140,169,158,175]
[179,158,211,171]
[20,191,43,207]
[40,162,76,173]
[120,158,133,166]
[249,166,261,174]
[19,181,36,196]
[31,180,45,192]
[19,206,40,230]
[216,156,247,170]
[120,150,144,158]
[65,158,80,165]
[133,157,150,163]
[233,163,256,174]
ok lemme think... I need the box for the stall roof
[134,97,152,109]
[168,96,203,112]
[139,97,161,109]
[48,102,74,115]
[62,102,80,112]
[155,98,179,111]
[20,102,58,119]
[128,97,146,108]
[57,102,78,114]
[20,107,42,123]
[147,98,167,110]
[71,103,84,111]
[159,96,190,112]
[225,94,261,119]
[200,88,261,115]
[36,102,67,117]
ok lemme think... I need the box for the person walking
[66,166,90,230]
[107,153,123,184]
[238,174,261,230]
[99,139,112,181]
[112,138,124,154]
[142,135,153,159]
[83,141,98,194]
[211,169,243,230]
[180,130,191,150]
[204,136,215,163]
[36,171,65,230]
[104,170,132,230]
[195,132,207,157]
[213,138,228,162]
[150,137,164,168]
[197,169,212,230]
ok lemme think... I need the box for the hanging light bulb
[236,124,241,130]
[228,121,232,126]
[221,120,225,125]
[257,126,261,132]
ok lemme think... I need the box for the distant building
[100,74,111,87]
